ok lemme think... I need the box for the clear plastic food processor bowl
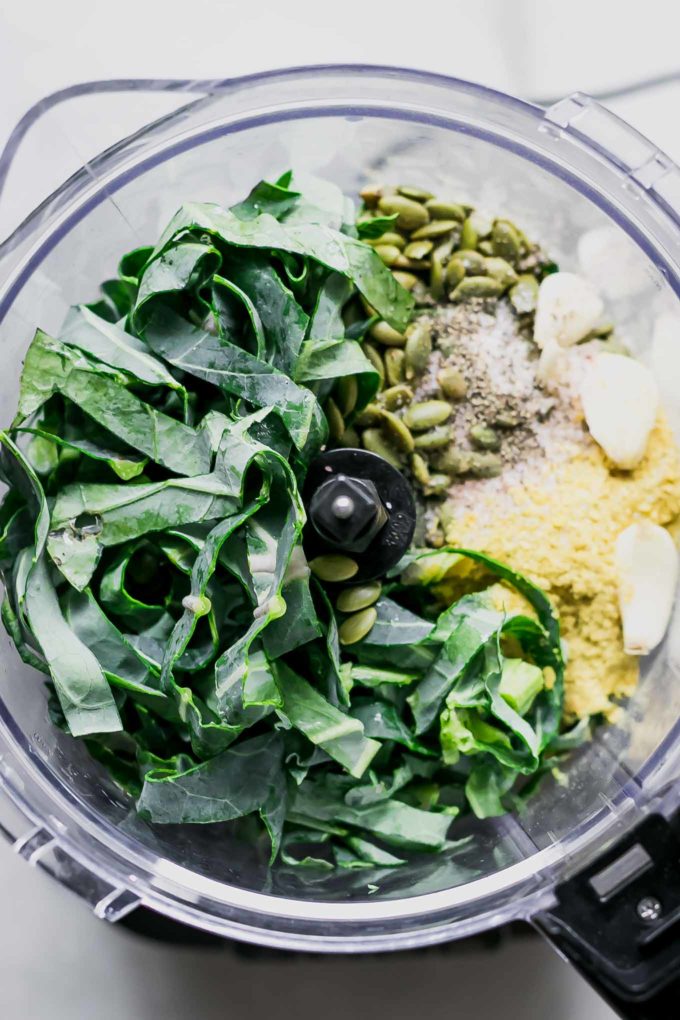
[1,65,680,951]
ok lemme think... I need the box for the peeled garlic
[615,521,678,655]
[534,271,604,350]
[536,337,567,389]
[580,352,658,469]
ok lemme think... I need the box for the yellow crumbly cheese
[442,416,680,720]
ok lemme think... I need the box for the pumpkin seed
[426,517,445,548]
[410,219,459,241]
[362,344,386,388]
[360,295,377,316]
[404,321,432,380]
[378,195,430,232]
[384,349,406,387]
[404,400,452,431]
[411,452,430,485]
[354,402,384,427]
[436,235,455,259]
[430,247,446,300]
[392,271,419,291]
[455,249,486,275]
[478,240,494,256]
[392,254,425,271]
[412,426,453,451]
[491,219,522,265]
[336,375,358,416]
[370,320,406,347]
[310,554,359,582]
[336,581,382,613]
[467,451,503,478]
[360,184,382,207]
[379,383,413,410]
[398,185,434,202]
[494,411,520,428]
[325,397,345,441]
[381,410,414,453]
[404,239,434,260]
[424,199,466,222]
[367,231,405,250]
[340,426,361,447]
[484,257,518,288]
[432,447,474,474]
[469,423,501,451]
[436,448,501,478]
[437,502,456,533]
[460,216,478,251]
[339,606,378,645]
[509,274,539,314]
[423,472,451,496]
[362,427,403,468]
[450,276,504,301]
[374,244,402,267]
[444,257,466,289]
[438,366,468,399]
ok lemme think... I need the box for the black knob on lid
[302,449,416,581]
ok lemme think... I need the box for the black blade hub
[302,449,416,582]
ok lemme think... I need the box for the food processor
[1,65,680,1018]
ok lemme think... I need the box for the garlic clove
[534,271,604,350]
[580,352,659,469]
[615,521,678,655]
[535,337,567,389]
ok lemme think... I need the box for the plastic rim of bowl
[0,65,679,947]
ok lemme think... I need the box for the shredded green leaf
[0,172,569,862]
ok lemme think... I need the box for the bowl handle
[0,79,220,254]
[0,79,218,200]
[543,91,680,224]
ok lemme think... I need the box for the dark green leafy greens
[0,172,569,869]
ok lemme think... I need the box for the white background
[2,1,680,1017]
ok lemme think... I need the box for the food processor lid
[2,67,680,1009]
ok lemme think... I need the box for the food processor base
[537,808,680,1019]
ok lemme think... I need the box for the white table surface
[2,1,680,1017]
